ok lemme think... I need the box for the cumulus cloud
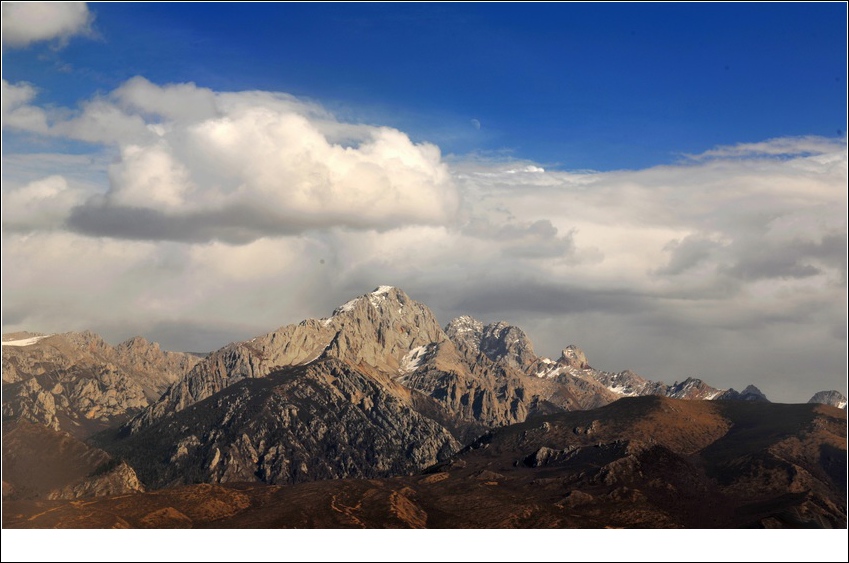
[1,175,86,231]
[1,2,93,47]
[6,77,460,241]
[1,80,49,133]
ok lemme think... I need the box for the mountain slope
[2,420,143,501]
[103,358,459,488]
[8,397,845,529]
[2,331,199,438]
[127,287,450,433]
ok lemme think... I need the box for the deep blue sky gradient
[3,2,846,169]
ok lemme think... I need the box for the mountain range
[2,286,846,528]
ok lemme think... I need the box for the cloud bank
[2,77,846,402]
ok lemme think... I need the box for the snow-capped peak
[372,285,395,295]
[447,315,483,334]
[367,286,397,308]
[329,286,400,317]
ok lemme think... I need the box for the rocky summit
[808,390,848,410]
[2,286,846,529]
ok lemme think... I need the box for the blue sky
[3,3,846,169]
[1,3,847,406]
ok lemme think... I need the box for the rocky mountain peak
[117,336,157,351]
[740,384,768,401]
[129,286,450,431]
[445,315,484,334]
[558,345,589,369]
[331,286,404,317]
[57,330,108,354]
[322,286,447,378]
[444,316,538,373]
[719,384,770,402]
[444,315,485,358]
[479,322,537,372]
[808,390,847,410]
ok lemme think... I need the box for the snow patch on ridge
[368,286,395,308]
[372,285,394,295]
[334,297,361,315]
[606,384,637,397]
[399,345,428,375]
[2,334,52,347]
[535,363,563,378]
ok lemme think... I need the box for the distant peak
[558,345,589,369]
[371,285,396,295]
[446,315,484,333]
[808,390,848,409]
[741,384,767,397]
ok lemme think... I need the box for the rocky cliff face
[111,359,459,488]
[397,340,536,441]
[2,332,199,438]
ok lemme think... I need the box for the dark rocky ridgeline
[717,384,770,402]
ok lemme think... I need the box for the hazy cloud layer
[1,2,93,47]
[2,77,846,402]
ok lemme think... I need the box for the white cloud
[1,174,86,231]
[113,76,220,123]
[1,2,93,47]
[684,135,847,160]
[0,80,49,133]
[6,77,460,239]
[52,98,152,145]
[105,143,194,210]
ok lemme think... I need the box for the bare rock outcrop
[113,359,459,488]
[3,331,199,437]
